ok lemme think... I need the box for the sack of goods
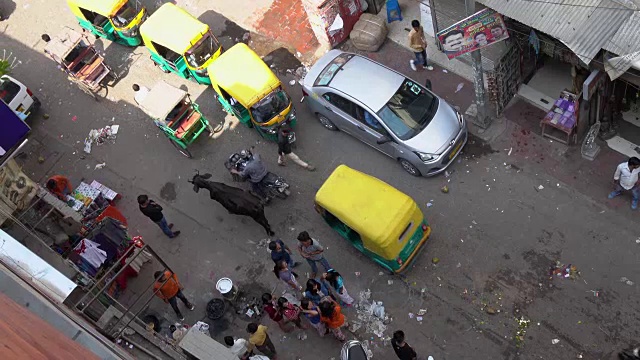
[350,13,388,52]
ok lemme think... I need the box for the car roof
[327,54,404,113]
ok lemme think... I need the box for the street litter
[636,237,640,244]
[552,339,560,344]
[387,280,393,285]
[455,83,464,93]
[432,257,440,264]
[442,69,448,73]
[297,332,307,340]
[289,80,296,85]
[378,271,384,276]
[508,147,512,156]
[352,290,390,338]
[84,125,119,153]
[620,277,634,286]
[426,202,433,208]
[408,312,414,319]
[94,162,106,170]
[550,261,579,280]
[355,272,361,277]
[441,185,449,193]
[537,185,544,190]
[417,309,427,316]
[587,290,600,297]
[416,316,423,322]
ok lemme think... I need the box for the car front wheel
[399,158,421,177]
[317,113,338,131]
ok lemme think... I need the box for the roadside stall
[67,0,147,46]
[540,89,580,145]
[138,81,216,158]
[208,43,297,142]
[139,3,222,85]
[44,27,117,99]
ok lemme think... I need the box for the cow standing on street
[189,172,275,236]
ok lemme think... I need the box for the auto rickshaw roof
[139,3,208,54]
[44,28,84,60]
[66,0,128,16]
[315,165,416,249]
[207,43,280,107]
[139,81,187,120]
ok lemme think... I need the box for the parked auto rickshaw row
[62,1,296,156]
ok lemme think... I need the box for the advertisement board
[0,100,30,166]
[437,8,509,60]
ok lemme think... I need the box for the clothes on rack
[73,238,107,269]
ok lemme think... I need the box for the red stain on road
[255,0,319,55]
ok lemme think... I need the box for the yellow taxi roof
[207,43,280,107]
[140,3,208,53]
[315,165,416,246]
[67,0,126,16]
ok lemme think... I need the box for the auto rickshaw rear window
[398,222,412,242]
[185,33,220,68]
[250,89,290,124]
[314,53,354,87]
[112,0,140,27]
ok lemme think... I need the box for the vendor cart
[138,81,218,158]
[44,27,117,100]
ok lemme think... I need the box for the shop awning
[603,11,640,80]
[477,0,635,65]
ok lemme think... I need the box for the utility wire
[520,0,639,12]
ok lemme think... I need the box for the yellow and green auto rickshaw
[67,0,146,46]
[208,43,296,142]
[314,165,431,273]
[140,3,222,85]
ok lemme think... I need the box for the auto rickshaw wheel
[170,138,192,158]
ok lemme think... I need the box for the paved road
[2,1,637,359]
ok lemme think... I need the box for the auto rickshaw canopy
[208,43,281,108]
[67,0,128,17]
[315,165,418,259]
[139,3,209,54]
[44,28,84,62]
[138,81,187,120]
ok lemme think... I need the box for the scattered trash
[71,115,77,122]
[428,357,434,360]
[42,113,50,119]
[552,339,560,345]
[442,69,448,73]
[432,257,440,264]
[485,306,496,315]
[94,162,106,170]
[84,125,119,153]
[408,312,414,319]
[456,262,461,268]
[353,290,390,338]
[508,147,512,156]
[289,80,296,86]
[472,220,477,225]
[416,316,423,322]
[537,185,544,190]
[417,309,427,316]
[426,202,433,208]
[387,280,393,285]
[440,185,449,194]
[587,290,600,297]
[620,277,634,286]
[455,83,464,93]
[297,332,307,340]
[355,272,361,277]
[636,237,640,244]
[577,354,583,358]
[378,271,384,276]
[37,156,45,164]
[550,261,579,280]
[514,317,531,348]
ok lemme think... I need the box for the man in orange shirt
[46,175,72,200]
[153,270,194,321]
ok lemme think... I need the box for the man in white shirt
[132,84,150,105]
[608,157,640,210]
[224,336,250,359]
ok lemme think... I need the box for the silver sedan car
[301,50,467,176]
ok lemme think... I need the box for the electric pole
[465,0,491,128]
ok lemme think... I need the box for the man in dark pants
[153,270,194,321]
[269,239,300,268]
[138,195,180,238]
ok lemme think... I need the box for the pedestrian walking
[608,157,640,209]
[224,335,251,359]
[262,293,292,332]
[152,270,194,321]
[323,269,354,306]
[138,195,180,238]
[273,260,302,293]
[408,20,433,71]
[304,278,332,305]
[277,296,307,329]
[247,323,277,359]
[268,239,299,268]
[319,297,349,341]
[277,127,315,171]
[297,231,331,279]
[391,330,418,360]
[132,83,150,105]
[301,297,327,337]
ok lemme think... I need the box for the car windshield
[112,0,140,27]
[376,79,438,140]
[250,89,290,124]
[0,78,21,105]
[185,33,220,69]
[314,53,353,86]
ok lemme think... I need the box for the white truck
[0,75,40,121]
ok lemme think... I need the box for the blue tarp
[0,100,30,159]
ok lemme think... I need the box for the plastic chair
[386,0,402,23]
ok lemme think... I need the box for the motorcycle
[225,149,291,199]
[341,340,369,360]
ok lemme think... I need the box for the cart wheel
[170,138,192,158]
[77,82,97,101]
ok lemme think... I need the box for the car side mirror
[377,136,392,145]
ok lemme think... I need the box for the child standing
[323,269,354,306]
[319,298,349,341]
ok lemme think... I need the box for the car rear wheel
[317,114,338,131]
[399,158,421,177]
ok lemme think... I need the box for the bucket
[216,277,238,299]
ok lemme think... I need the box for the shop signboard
[0,101,30,168]
[436,8,509,60]
[582,69,606,101]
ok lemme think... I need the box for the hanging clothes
[74,238,107,269]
